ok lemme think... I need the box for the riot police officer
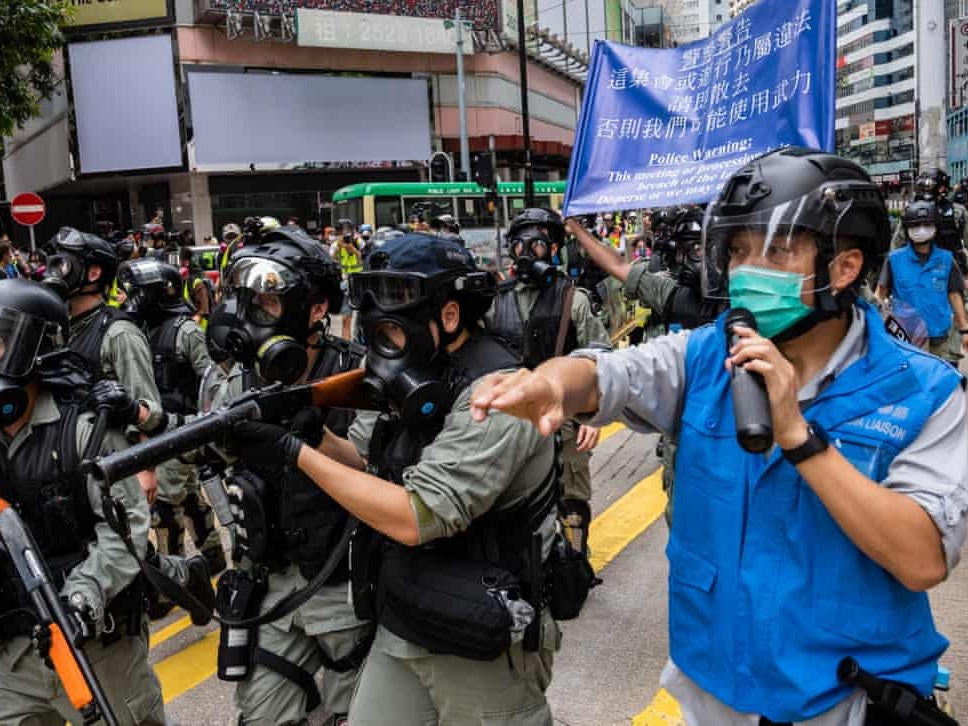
[231,233,565,724]
[648,206,682,272]
[43,227,167,503]
[487,208,610,557]
[119,258,226,573]
[205,226,371,726]
[0,279,166,725]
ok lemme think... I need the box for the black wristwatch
[782,422,830,466]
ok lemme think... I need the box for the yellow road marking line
[155,629,220,703]
[598,421,626,445]
[632,688,685,726]
[588,467,666,573]
[150,615,192,649]
[155,448,667,708]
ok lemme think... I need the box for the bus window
[375,197,404,228]
[403,197,453,223]
[332,198,363,227]
[456,196,491,229]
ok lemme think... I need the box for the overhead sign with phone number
[296,8,471,54]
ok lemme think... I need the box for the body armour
[491,276,579,368]
[662,285,720,332]
[887,244,955,339]
[669,300,960,721]
[242,334,365,580]
[0,403,93,616]
[68,305,132,379]
[368,334,556,570]
[149,315,199,415]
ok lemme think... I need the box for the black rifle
[838,657,958,726]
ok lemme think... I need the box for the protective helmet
[915,168,951,200]
[671,207,703,241]
[702,146,889,321]
[222,222,242,243]
[210,226,341,383]
[901,200,939,227]
[0,279,70,423]
[44,227,119,298]
[115,236,135,262]
[359,224,373,235]
[350,233,496,423]
[507,208,565,249]
[118,258,191,326]
[652,207,682,233]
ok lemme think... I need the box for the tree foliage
[0,1,70,138]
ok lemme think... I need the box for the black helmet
[672,207,703,241]
[351,233,496,425]
[115,236,135,262]
[652,207,682,234]
[901,200,939,227]
[915,168,951,200]
[507,208,565,249]
[44,227,119,298]
[209,226,341,383]
[703,146,890,316]
[118,258,191,326]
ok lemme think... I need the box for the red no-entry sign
[10,192,46,227]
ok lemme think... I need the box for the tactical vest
[669,301,959,720]
[359,335,558,616]
[935,200,963,255]
[888,244,955,339]
[149,316,199,415]
[0,403,94,622]
[68,305,133,380]
[491,276,579,368]
[662,285,720,331]
[244,335,365,581]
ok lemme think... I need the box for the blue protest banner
[562,0,836,216]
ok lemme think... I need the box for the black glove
[231,420,304,469]
[65,596,96,643]
[291,407,328,449]
[89,380,140,429]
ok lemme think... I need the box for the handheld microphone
[725,308,773,453]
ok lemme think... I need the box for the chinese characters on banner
[563,0,835,216]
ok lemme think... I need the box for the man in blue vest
[875,199,968,362]
[470,148,968,725]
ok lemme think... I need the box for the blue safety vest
[669,300,962,722]
[888,244,955,338]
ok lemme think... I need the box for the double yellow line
[150,421,681,722]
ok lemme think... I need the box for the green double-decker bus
[330,180,567,247]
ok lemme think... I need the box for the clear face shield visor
[0,308,63,378]
[700,196,856,302]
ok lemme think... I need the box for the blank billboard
[188,71,432,167]
[68,35,182,174]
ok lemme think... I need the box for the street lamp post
[516,0,536,207]
[455,8,471,181]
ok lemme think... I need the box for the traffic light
[430,152,452,183]
[474,153,495,190]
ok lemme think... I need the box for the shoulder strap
[554,281,576,357]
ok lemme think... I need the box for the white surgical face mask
[908,224,936,245]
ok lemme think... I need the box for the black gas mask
[675,239,702,290]
[43,252,91,300]
[359,307,449,427]
[207,255,316,384]
[510,229,556,288]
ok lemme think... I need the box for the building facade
[2,0,592,245]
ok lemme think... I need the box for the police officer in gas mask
[229,233,569,724]
[488,209,610,558]
[43,227,167,468]
[0,279,168,725]
[204,226,370,726]
[119,259,226,575]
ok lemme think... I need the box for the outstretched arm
[565,218,632,283]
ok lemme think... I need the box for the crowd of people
[0,147,965,726]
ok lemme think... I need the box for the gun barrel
[93,400,261,483]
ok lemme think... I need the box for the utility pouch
[225,469,271,564]
[216,569,267,682]
[376,545,517,661]
[349,524,383,621]
[546,533,597,621]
